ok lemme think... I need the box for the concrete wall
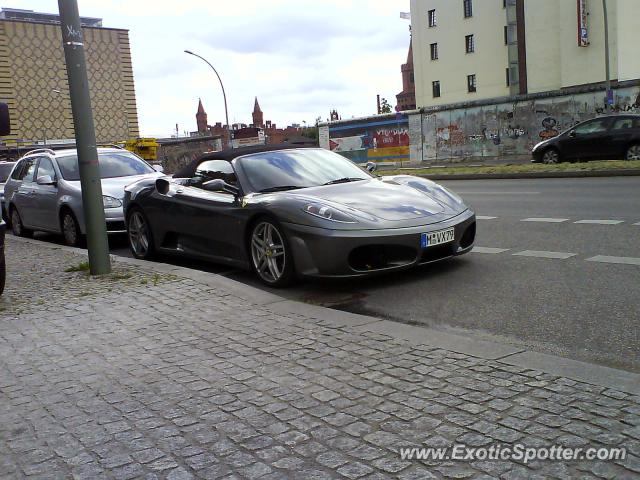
[157,137,222,174]
[411,85,640,163]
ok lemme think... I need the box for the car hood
[288,179,460,221]
[67,173,161,199]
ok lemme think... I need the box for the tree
[379,97,392,114]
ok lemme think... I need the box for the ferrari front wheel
[127,208,155,260]
[250,219,294,287]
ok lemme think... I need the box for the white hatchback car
[4,147,162,246]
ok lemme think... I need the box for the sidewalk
[1,236,639,479]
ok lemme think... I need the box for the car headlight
[304,203,358,223]
[102,196,123,208]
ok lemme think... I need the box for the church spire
[196,98,208,133]
[252,97,264,127]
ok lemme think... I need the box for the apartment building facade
[0,8,139,145]
[410,0,640,108]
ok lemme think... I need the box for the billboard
[324,116,409,164]
[577,0,589,47]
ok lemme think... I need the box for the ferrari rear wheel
[127,208,155,260]
[250,220,294,287]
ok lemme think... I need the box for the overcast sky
[8,0,411,137]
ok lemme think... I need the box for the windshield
[0,163,14,182]
[238,149,371,193]
[56,151,155,181]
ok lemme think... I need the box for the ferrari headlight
[304,203,358,223]
[102,196,122,208]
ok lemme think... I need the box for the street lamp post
[184,49,232,148]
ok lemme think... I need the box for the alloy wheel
[11,209,22,236]
[542,149,559,164]
[251,221,286,284]
[62,213,78,246]
[128,211,150,257]
[626,145,640,161]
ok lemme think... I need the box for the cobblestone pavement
[1,237,639,479]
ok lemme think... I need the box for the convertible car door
[170,185,245,263]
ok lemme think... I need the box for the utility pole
[602,0,612,110]
[59,0,111,275]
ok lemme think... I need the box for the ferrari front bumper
[282,209,476,278]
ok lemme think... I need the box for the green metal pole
[58,0,111,275]
[602,0,612,111]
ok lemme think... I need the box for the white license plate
[421,227,455,248]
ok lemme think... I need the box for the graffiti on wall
[413,86,640,162]
[327,117,410,163]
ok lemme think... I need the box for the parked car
[4,147,162,246]
[0,160,16,221]
[0,217,5,295]
[532,114,640,163]
[124,145,476,287]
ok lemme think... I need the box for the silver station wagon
[3,147,162,246]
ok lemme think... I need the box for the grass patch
[64,261,90,273]
[109,272,133,281]
[381,159,640,177]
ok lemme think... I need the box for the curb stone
[420,168,640,181]
[8,234,640,395]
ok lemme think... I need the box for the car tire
[625,144,640,161]
[541,148,561,164]
[60,209,84,247]
[10,207,33,238]
[249,218,295,288]
[127,207,155,260]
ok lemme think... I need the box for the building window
[506,68,510,86]
[467,74,476,93]
[465,34,475,53]
[432,81,441,98]
[410,72,414,84]
[430,43,438,60]
[428,9,437,27]
[505,24,516,44]
[463,0,473,18]
[503,0,507,7]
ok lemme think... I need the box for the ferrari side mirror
[202,178,240,196]
[366,161,377,173]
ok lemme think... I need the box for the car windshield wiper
[258,185,306,193]
[323,177,367,186]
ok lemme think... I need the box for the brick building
[396,39,416,111]
[194,97,302,147]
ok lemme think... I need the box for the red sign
[577,0,589,47]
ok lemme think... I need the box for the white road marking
[476,216,498,220]
[513,250,577,259]
[586,256,640,266]
[521,218,569,223]
[471,247,510,254]
[574,220,624,225]
[634,222,640,226]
